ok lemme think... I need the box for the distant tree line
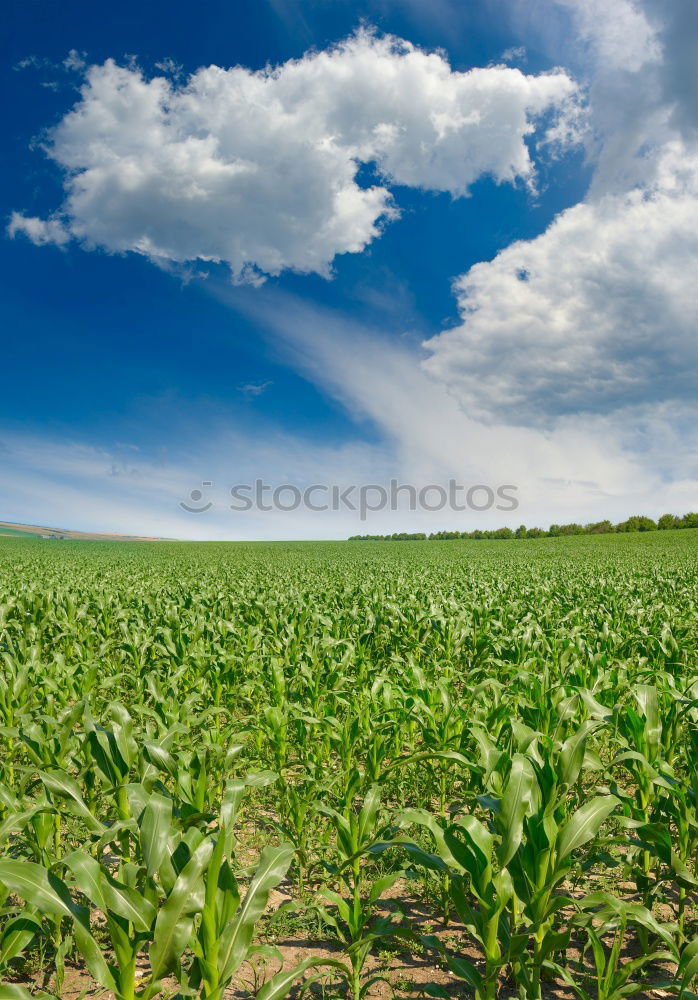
[348,511,698,541]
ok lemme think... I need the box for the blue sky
[2,0,696,539]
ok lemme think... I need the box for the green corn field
[0,529,696,1000]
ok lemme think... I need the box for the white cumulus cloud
[422,2,698,436]
[9,30,580,280]
[423,141,698,425]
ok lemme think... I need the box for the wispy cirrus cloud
[225,285,698,513]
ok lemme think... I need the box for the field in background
[0,530,697,999]
[0,520,170,541]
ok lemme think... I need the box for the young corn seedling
[409,680,468,923]
[558,893,679,1000]
[501,771,620,998]
[187,831,341,1000]
[0,782,78,995]
[609,685,680,949]
[82,702,139,848]
[1,782,226,1000]
[270,772,324,895]
[315,784,410,1000]
[487,724,612,997]
[402,808,521,1000]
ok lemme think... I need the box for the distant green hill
[0,521,170,541]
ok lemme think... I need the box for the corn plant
[559,893,678,1000]
[315,784,410,1000]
